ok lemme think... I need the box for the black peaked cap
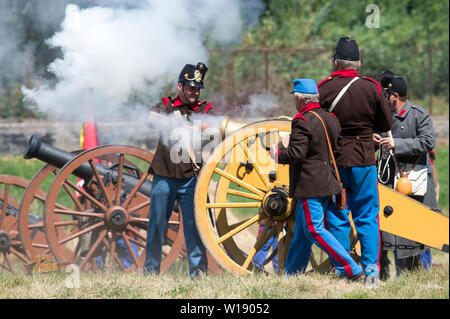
[178,62,208,88]
[335,36,360,61]
[380,70,407,96]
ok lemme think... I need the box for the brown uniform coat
[318,69,393,167]
[149,96,213,179]
[278,103,342,198]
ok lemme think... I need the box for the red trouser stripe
[302,198,354,277]
[375,181,381,272]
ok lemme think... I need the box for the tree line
[0,0,448,119]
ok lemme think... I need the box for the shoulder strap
[328,77,359,113]
[394,153,424,176]
[309,111,342,186]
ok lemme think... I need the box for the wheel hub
[106,206,129,230]
[0,232,11,250]
[261,187,294,221]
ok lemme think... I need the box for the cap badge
[184,70,202,83]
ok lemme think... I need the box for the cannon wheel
[195,119,357,274]
[0,175,46,274]
[43,145,184,273]
[18,156,82,262]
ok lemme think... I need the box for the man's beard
[188,96,198,104]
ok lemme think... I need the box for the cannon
[24,135,153,197]
[21,135,186,273]
[0,175,51,274]
[5,115,448,276]
[193,117,449,274]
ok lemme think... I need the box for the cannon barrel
[23,134,152,197]
[219,117,247,140]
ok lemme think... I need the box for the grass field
[0,251,448,299]
[0,142,448,300]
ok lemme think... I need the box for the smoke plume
[21,0,265,144]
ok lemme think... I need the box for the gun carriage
[1,136,185,274]
[194,117,449,274]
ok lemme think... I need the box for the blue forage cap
[290,78,318,94]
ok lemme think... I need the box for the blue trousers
[326,165,380,276]
[144,175,207,277]
[285,197,362,277]
[252,225,278,272]
[95,238,139,269]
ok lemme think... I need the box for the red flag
[79,121,99,150]
[76,121,100,197]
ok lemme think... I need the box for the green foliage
[435,145,449,213]
[0,0,448,118]
[208,0,448,115]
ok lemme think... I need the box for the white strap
[328,77,359,112]
[173,109,184,120]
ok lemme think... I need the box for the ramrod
[23,134,152,198]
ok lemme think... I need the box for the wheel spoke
[2,251,16,275]
[216,214,260,245]
[214,168,265,197]
[64,179,107,211]
[239,142,271,189]
[9,246,31,264]
[0,184,9,229]
[54,208,104,219]
[121,232,140,268]
[128,200,150,214]
[107,235,116,272]
[89,160,113,207]
[54,220,79,227]
[115,154,125,205]
[128,216,148,224]
[62,181,85,211]
[125,232,146,249]
[122,170,151,209]
[241,221,276,270]
[78,229,107,270]
[5,217,18,233]
[226,188,263,201]
[31,243,49,249]
[275,223,286,272]
[125,224,147,242]
[58,221,105,245]
[206,202,261,209]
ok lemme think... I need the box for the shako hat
[290,78,318,94]
[380,70,407,96]
[178,62,208,88]
[334,36,360,61]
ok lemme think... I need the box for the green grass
[0,257,447,299]
[0,146,448,299]
[435,145,449,214]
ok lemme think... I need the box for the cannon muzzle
[219,117,247,139]
[24,134,94,180]
[23,134,152,197]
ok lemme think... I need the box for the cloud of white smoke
[21,0,264,144]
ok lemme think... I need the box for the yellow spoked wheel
[195,119,353,274]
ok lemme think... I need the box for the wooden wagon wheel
[0,175,46,275]
[18,156,83,263]
[194,119,357,274]
[43,145,184,273]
